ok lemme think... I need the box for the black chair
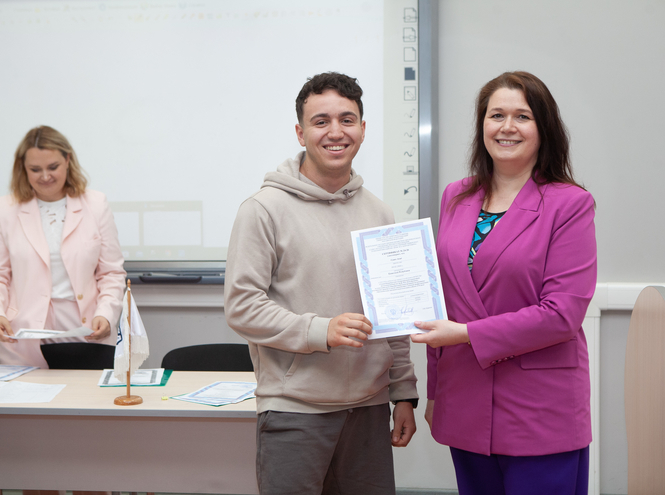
[40,342,116,370]
[161,343,253,372]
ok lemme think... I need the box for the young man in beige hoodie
[224,72,418,495]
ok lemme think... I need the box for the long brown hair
[12,126,88,203]
[453,71,583,208]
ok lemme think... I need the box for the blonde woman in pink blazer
[0,126,126,368]
[412,73,597,495]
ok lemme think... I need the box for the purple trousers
[450,446,589,495]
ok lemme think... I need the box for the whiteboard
[0,0,423,265]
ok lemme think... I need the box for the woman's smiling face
[483,87,541,174]
[24,147,70,202]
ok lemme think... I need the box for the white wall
[437,0,665,283]
[599,310,630,494]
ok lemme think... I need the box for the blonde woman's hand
[0,316,17,343]
[86,316,111,342]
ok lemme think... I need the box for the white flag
[113,289,149,383]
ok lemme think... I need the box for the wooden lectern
[625,286,665,494]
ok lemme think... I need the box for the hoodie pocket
[282,341,393,405]
[284,353,303,378]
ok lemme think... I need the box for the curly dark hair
[296,72,363,124]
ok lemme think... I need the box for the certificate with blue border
[351,218,447,339]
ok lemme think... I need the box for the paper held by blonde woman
[13,327,93,339]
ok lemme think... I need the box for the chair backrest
[40,343,116,370]
[161,343,253,372]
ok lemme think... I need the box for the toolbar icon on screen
[404,47,417,62]
[404,8,417,22]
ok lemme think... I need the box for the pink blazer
[428,177,597,456]
[0,190,126,367]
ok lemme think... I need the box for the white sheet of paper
[190,381,256,400]
[13,327,93,339]
[0,381,66,403]
[351,218,447,339]
[0,365,38,381]
[98,369,165,386]
[172,381,256,406]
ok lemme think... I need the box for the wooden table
[0,369,258,494]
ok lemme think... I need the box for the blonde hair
[12,126,88,203]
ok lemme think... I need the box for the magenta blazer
[428,177,597,456]
[0,190,126,368]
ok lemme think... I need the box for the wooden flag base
[113,280,143,407]
[114,395,143,406]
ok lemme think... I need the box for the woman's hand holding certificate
[411,319,470,347]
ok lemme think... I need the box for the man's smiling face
[296,89,365,189]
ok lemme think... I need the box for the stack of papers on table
[172,381,256,407]
[0,365,38,381]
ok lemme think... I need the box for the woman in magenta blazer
[0,126,126,368]
[412,72,597,494]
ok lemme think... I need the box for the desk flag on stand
[113,280,149,405]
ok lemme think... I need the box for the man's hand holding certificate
[351,218,447,339]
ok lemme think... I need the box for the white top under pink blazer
[0,190,126,367]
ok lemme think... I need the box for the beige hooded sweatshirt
[224,152,418,414]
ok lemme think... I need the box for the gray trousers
[256,403,396,495]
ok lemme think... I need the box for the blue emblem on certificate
[385,305,401,320]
